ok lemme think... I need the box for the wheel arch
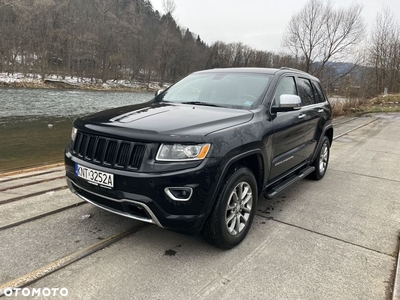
[310,125,333,164]
[325,126,333,146]
[202,155,262,248]
[205,149,265,217]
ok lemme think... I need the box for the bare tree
[157,12,181,85]
[162,0,176,15]
[24,0,65,80]
[282,0,365,75]
[1,0,342,87]
[369,7,400,94]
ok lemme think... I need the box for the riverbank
[0,88,153,173]
[0,73,164,92]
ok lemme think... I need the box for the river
[0,88,153,173]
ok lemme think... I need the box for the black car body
[65,68,333,248]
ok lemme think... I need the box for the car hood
[75,101,253,140]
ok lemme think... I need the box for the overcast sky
[150,0,400,53]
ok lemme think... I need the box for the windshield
[157,72,272,109]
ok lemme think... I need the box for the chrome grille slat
[130,145,145,169]
[85,136,97,160]
[94,138,106,163]
[73,132,83,154]
[116,142,131,168]
[79,135,89,157]
[104,140,118,165]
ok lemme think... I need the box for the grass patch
[331,94,400,117]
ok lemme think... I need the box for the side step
[264,166,315,199]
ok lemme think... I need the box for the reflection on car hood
[78,102,253,137]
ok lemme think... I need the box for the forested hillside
[0,0,398,97]
[0,0,302,86]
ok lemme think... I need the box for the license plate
[75,163,114,189]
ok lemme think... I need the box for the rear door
[296,77,329,161]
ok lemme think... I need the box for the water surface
[0,88,153,172]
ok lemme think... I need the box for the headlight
[156,143,211,161]
[71,127,78,141]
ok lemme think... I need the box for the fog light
[164,187,193,201]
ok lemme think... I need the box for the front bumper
[67,179,164,227]
[65,152,219,235]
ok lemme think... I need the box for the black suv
[65,68,333,249]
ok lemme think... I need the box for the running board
[264,166,315,199]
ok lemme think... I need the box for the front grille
[73,132,145,170]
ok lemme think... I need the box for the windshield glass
[157,72,272,109]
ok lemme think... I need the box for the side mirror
[155,89,164,96]
[271,94,302,113]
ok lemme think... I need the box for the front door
[269,76,308,180]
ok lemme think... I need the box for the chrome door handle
[318,109,324,113]
[298,114,306,119]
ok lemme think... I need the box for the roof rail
[279,67,307,73]
[279,67,315,77]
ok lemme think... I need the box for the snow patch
[0,73,166,91]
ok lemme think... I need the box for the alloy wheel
[225,182,253,236]
[319,142,329,174]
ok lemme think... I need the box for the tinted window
[273,76,297,106]
[312,81,326,103]
[297,78,315,106]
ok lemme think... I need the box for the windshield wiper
[180,101,223,107]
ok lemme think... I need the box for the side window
[312,81,326,103]
[297,78,315,106]
[273,76,297,106]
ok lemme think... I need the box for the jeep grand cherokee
[65,68,333,249]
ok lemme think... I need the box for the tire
[309,136,330,180]
[202,167,258,249]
